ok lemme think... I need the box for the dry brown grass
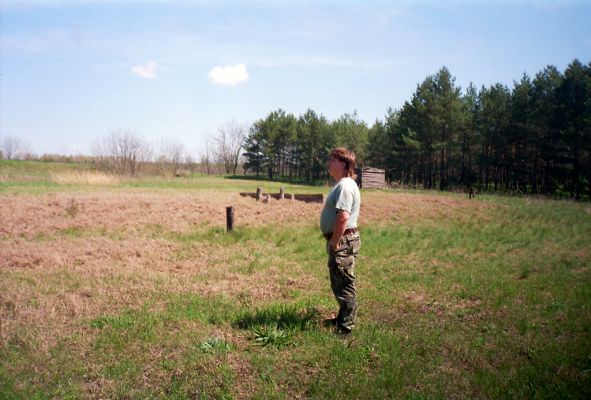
[0,236,318,351]
[1,182,587,399]
[360,191,494,227]
[0,190,493,240]
[0,188,504,398]
[0,190,322,239]
[1,237,174,347]
[0,190,495,338]
[51,171,120,185]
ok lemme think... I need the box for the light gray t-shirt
[319,177,361,234]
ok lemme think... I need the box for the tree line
[2,59,589,199]
[90,123,246,176]
[243,109,368,183]
[1,121,246,177]
[243,59,591,200]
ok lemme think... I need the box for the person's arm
[330,210,350,251]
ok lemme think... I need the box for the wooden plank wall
[356,167,385,189]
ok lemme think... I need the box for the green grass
[1,160,590,399]
[0,159,323,195]
[0,159,83,176]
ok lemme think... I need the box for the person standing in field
[320,147,361,335]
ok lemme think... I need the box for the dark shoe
[336,325,351,335]
[335,328,352,341]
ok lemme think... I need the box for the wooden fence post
[279,187,285,199]
[226,206,234,231]
[256,187,262,201]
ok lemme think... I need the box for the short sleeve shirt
[319,177,361,234]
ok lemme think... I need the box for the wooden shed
[355,167,386,189]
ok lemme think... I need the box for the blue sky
[1,0,590,156]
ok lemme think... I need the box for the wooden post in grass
[256,187,262,201]
[279,186,285,199]
[226,206,234,231]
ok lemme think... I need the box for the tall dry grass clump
[51,171,120,185]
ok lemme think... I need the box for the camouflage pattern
[327,231,361,332]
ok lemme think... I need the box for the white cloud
[208,64,249,85]
[132,61,158,79]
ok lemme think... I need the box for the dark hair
[330,147,357,179]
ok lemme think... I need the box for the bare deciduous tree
[200,134,216,175]
[1,136,31,160]
[92,130,151,175]
[185,154,197,175]
[214,120,246,174]
[158,140,186,176]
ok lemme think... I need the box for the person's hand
[330,239,340,251]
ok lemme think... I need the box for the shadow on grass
[232,304,320,331]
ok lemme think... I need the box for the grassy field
[1,160,590,399]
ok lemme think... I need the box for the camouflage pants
[327,232,361,332]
